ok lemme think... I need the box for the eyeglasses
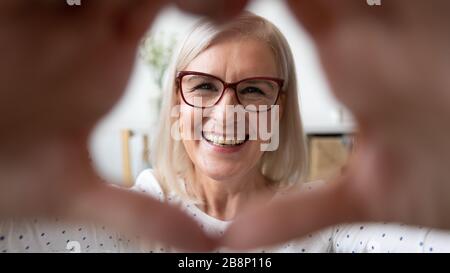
[176,71,284,112]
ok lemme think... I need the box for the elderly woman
[133,12,450,253]
[1,12,450,253]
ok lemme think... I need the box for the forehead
[185,37,279,81]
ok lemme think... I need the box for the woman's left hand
[221,0,450,250]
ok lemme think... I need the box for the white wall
[89,0,354,185]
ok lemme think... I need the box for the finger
[115,0,168,43]
[174,0,249,22]
[221,178,363,250]
[69,181,218,252]
[286,0,336,39]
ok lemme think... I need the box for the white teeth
[203,132,246,146]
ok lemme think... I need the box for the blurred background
[88,0,355,187]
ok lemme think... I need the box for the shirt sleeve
[132,169,165,202]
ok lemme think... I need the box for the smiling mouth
[202,131,249,147]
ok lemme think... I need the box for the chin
[200,164,243,181]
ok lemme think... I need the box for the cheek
[246,143,265,162]
[248,110,280,142]
[179,106,203,161]
[266,105,282,129]
[179,104,203,138]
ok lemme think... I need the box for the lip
[201,131,248,154]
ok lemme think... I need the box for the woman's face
[178,38,282,181]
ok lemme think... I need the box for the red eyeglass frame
[176,71,285,112]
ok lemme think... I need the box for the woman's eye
[192,83,217,91]
[240,87,265,95]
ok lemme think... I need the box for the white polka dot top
[132,169,450,253]
[0,218,136,253]
[2,169,450,253]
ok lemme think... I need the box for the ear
[278,92,286,120]
[176,92,181,105]
[175,82,181,104]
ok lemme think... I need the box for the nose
[216,87,239,108]
[208,87,241,133]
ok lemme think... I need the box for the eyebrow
[241,79,275,89]
[184,75,213,82]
